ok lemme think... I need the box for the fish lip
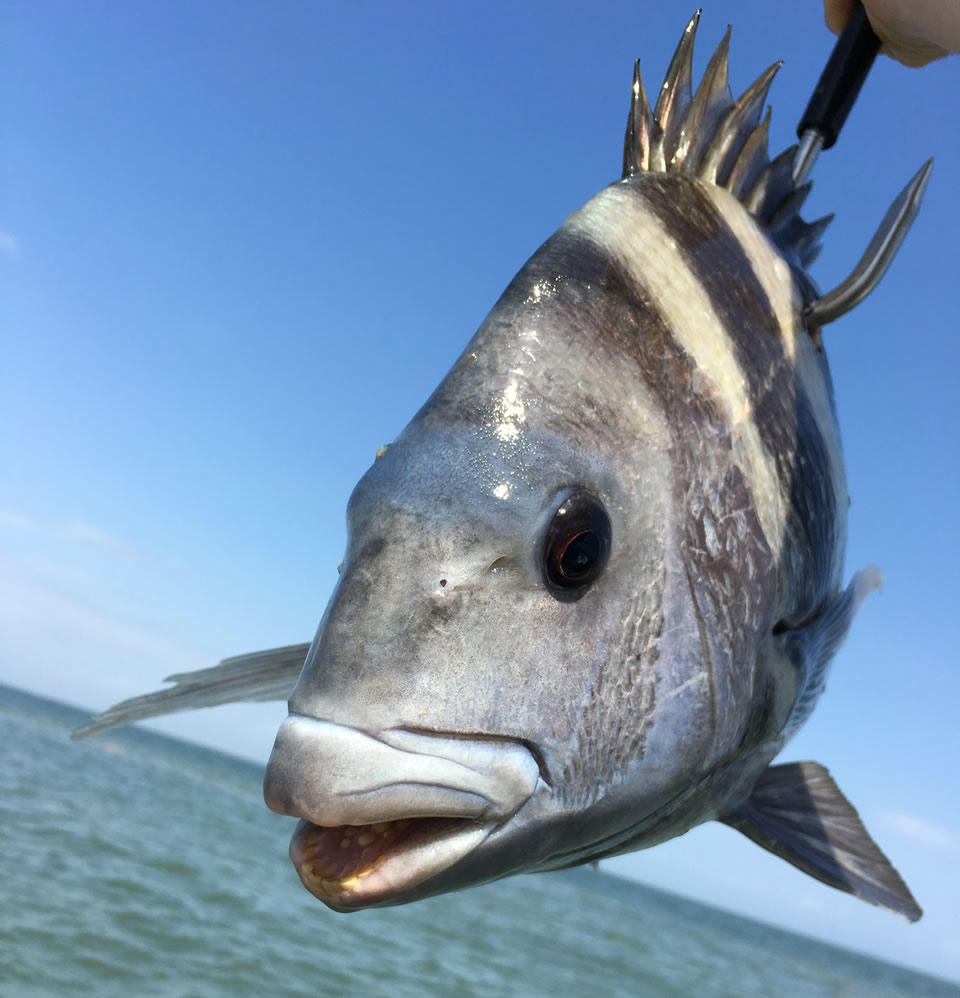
[264,714,542,908]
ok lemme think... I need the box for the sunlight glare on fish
[494,380,526,443]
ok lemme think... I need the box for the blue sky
[2,0,958,983]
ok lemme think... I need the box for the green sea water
[1,683,957,998]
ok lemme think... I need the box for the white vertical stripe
[567,182,787,560]
[700,184,848,585]
[700,183,848,526]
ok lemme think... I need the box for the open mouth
[264,714,542,909]
[289,815,491,908]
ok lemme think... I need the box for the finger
[824,0,860,36]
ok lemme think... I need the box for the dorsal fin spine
[744,145,797,221]
[620,16,931,320]
[675,25,732,173]
[726,106,772,199]
[654,10,700,166]
[622,60,653,178]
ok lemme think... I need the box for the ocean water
[1,685,957,998]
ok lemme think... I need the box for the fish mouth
[289,815,491,909]
[264,715,541,909]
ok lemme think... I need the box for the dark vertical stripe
[637,173,840,621]
[512,225,782,786]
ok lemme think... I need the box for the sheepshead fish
[76,15,930,921]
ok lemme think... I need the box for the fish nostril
[439,579,448,588]
[487,557,509,573]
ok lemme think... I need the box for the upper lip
[264,714,541,827]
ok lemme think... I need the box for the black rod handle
[797,4,881,149]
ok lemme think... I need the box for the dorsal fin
[620,13,812,263]
[622,14,932,312]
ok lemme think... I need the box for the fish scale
[75,14,927,923]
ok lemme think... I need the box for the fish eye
[541,490,612,600]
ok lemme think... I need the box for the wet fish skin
[76,16,925,922]
[268,166,833,894]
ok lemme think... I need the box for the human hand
[825,0,960,66]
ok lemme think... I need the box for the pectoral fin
[777,566,882,740]
[72,642,311,739]
[721,762,922,922]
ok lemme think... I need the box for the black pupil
[560,530,600,578]
[542,490,611,598]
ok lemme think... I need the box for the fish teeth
[297,817,423,893]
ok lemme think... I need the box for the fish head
[262,184,781,909]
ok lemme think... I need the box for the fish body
[76,16,925,921]
[265,165,862,907]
